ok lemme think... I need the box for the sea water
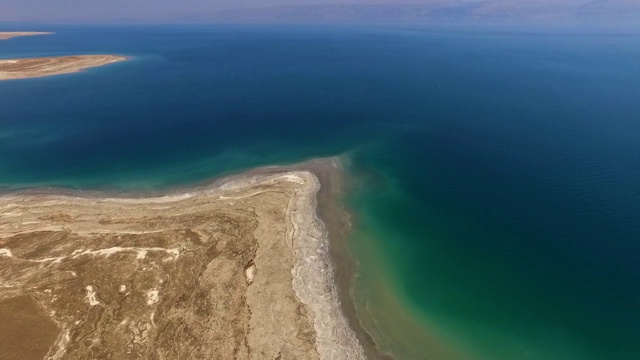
[0,24,639,359]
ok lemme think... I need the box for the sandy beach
[0,55,127,80]
[0,32,52,40]
[0,163,364,360]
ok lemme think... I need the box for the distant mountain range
[576,0,640,19]
[190,0,640,23]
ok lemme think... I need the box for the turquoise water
[1,24,639,359]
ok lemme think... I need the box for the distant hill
[192,0,640,23]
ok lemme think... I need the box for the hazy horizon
[1,0,640,24]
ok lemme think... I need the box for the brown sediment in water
[237,158,391,359]
[292,159,393,360]
[0,159,368,359]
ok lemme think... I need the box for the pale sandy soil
[0,55,127,80]
[0,169,364,360]
[0,32,52,40]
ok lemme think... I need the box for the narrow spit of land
[0,55,127,80]
[0,165,365,360]
[0,31,126,80]
[0,32,52,40]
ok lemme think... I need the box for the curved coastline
[0,160,368,359]
[0,55,128,81]
[288,171,366,359]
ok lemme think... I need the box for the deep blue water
[1,24,639,359]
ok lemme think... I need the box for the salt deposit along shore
[0,163,365,359]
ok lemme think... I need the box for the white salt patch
[245,264,257,284]
[278,174,305,184]
[50,329,71,360]
[103,193,193,204]
[0,248,12,257]
[72,247,179,260]
[85,285,100,306]
[25,248,180,264]
[146,289,159,305]
[35,256,64,264]
[93,247,126,257]
[289,172,366,360]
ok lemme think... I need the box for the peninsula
[0,55,127,80]
[0,166,365,360]
[0,32,52,40]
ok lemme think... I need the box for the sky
[0,0,637,23]
[2,0,399,21]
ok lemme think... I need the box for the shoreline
[179,157,391,359]
[0,55,128,80]
[0,32,53,40]
[0,158,372,359]
[288,171,366,359]
[295,159,393,360]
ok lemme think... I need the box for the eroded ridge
[0,170,364,360]
[0,55,127,80]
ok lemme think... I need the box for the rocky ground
[0,171,345,360]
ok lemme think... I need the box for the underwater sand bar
[0,32,52,40]
[0,55,127,80]
[0,167,364,359]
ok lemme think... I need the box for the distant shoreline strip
[0,55,128,81]
[0,32,53,40]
